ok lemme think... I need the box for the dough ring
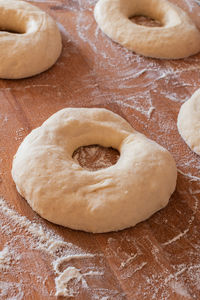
[12,108,177,233]
[94,0,200,59]
[0,0,62,79]
[177,89,200,155]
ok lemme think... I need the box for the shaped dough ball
[94,0,200,59]
[177,89,200,155]
[12,108,177,233]
[0,0,62,79]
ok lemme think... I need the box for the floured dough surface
[177,89,200,155]
[94,0,200,59]
[12,108,177,233]
[0,0,62,79]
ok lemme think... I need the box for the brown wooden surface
[1,0,200,299]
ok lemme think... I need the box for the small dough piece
[12,108,177,233]
[94,0,200,59]
[177,89,200,155]
[0,0,62,79]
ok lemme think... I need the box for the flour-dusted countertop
[0,0,200,299]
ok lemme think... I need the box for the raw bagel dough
[177,89,200,155]
[0,0,62,79]
[94,0,200,59]
[12,108,177,233]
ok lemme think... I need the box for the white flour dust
[0,198,123,299]
[0,246,12,271]
[55,266,83,297]
[0,114,8,124]
[178,169,200,182]
[2,192,199,299]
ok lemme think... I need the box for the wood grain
[0,0,200,299]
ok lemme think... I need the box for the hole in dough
[0,27,25,34]
[130,15,162,27]
[72,144,120,171]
